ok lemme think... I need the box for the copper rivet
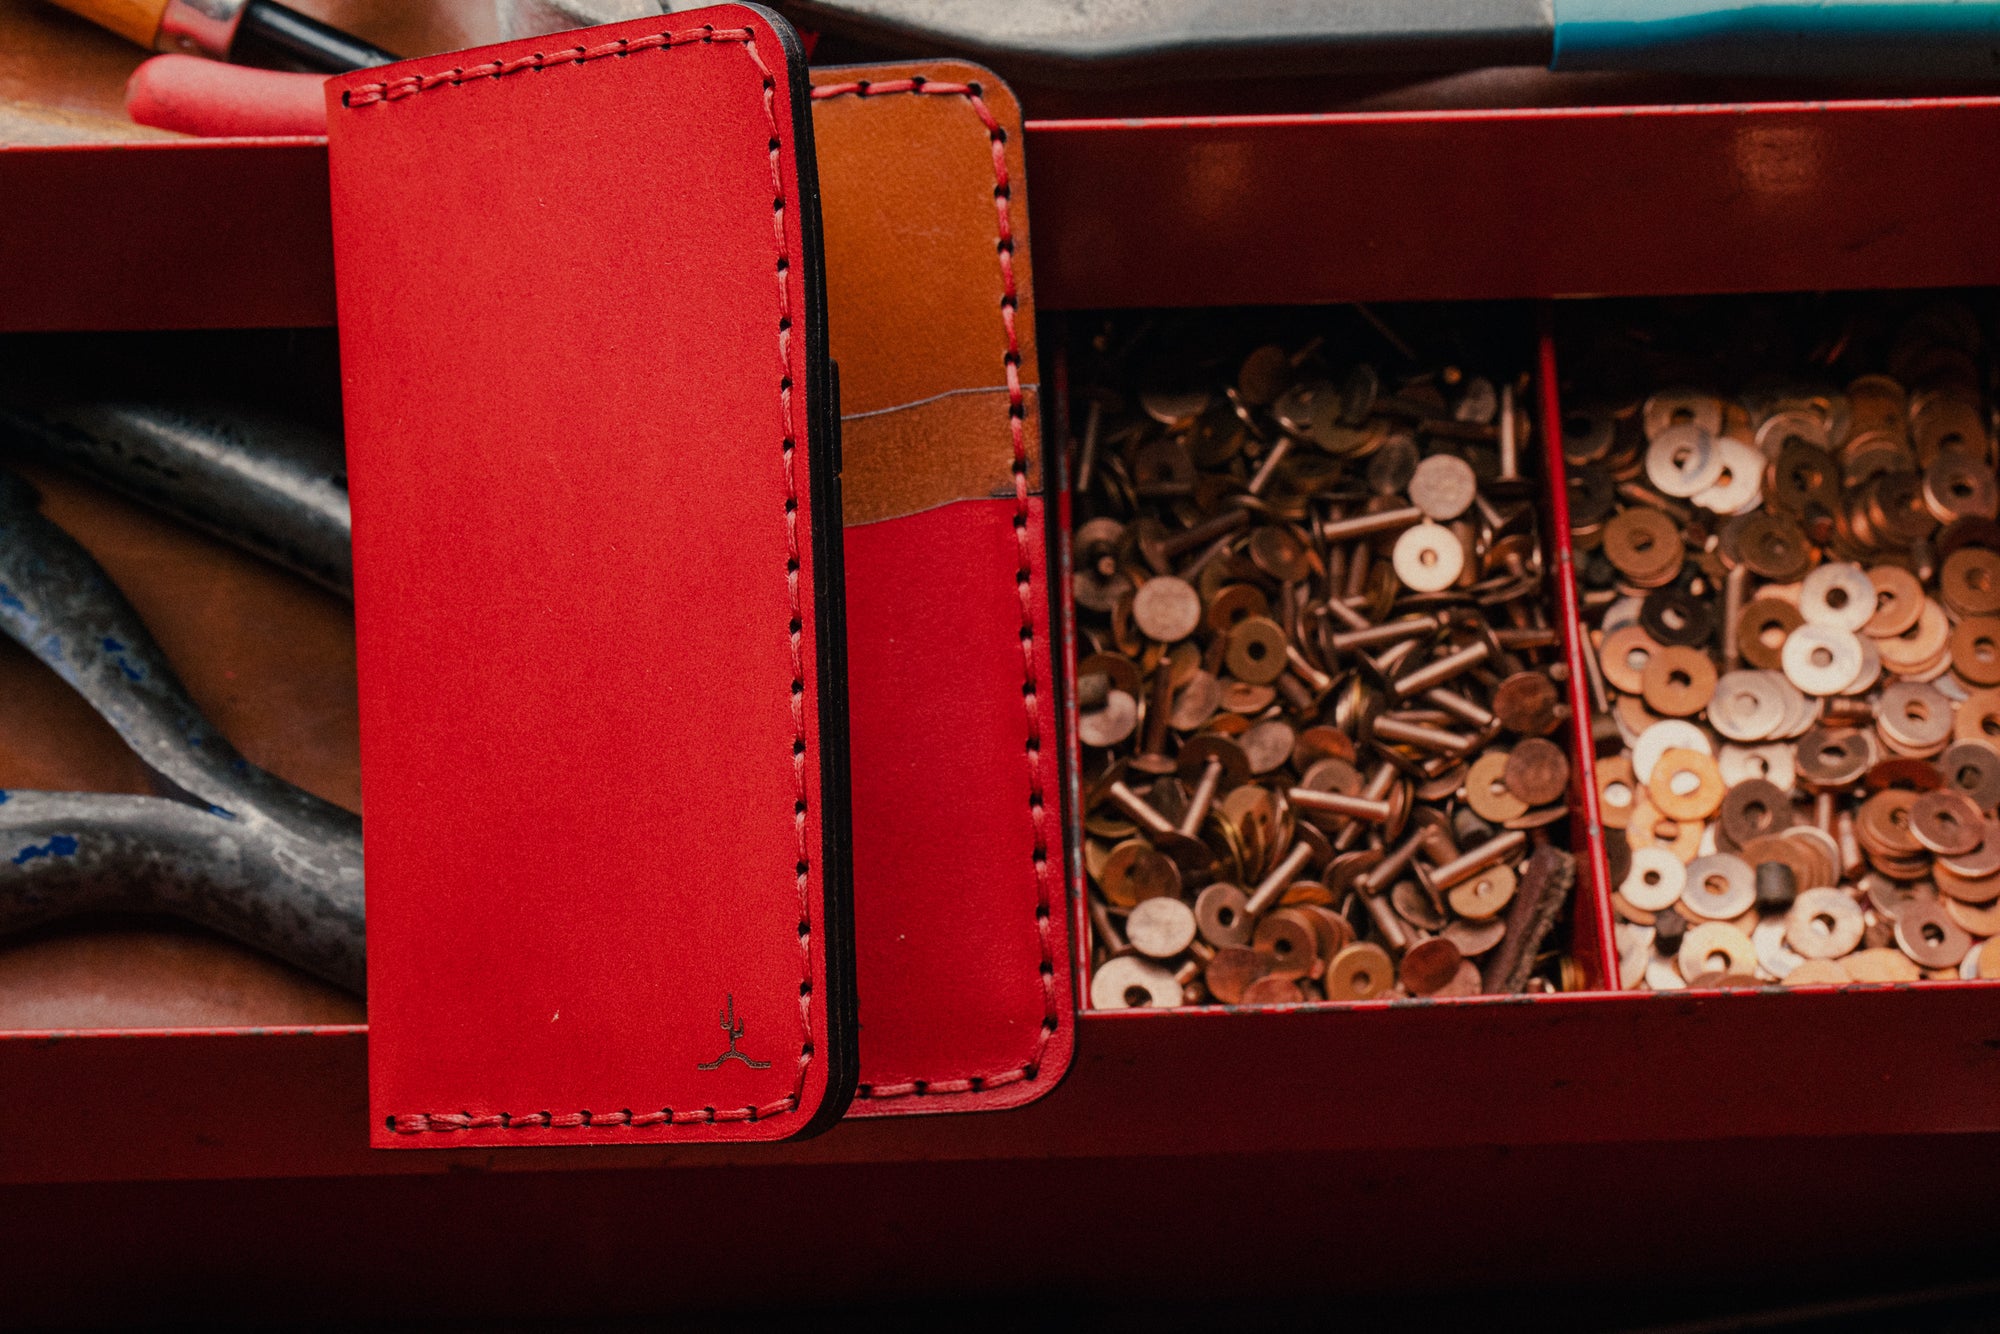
[1503,737,1571,808]
[1076,330,1579,1008]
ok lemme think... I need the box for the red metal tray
[4,96,2000,1192]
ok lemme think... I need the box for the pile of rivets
[1072,319,1583,1009]
[1565,301,2000,989]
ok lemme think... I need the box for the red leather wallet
[327,5,856,1146]
[328,10,1074,1147]
[809,64,1073,1116]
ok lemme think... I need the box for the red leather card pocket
[327,5,856,1147]
[810,66,1074,1112]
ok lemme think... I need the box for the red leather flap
[326,5,855,1147]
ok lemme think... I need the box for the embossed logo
[697,993,771,1070]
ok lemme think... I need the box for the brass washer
[1603,507,1684,583]
[1895,900,1972,969]
[1799,562,1876,632]
[1734,514,1813,582]
[1644,387,1723,441]
[1863,565,1924,638]
[1600,625,1662,697]
[1909,789,1984,856]
[1954,687,2000,744]
[1647,423,1724,497]
[1785,888,1865,960]
[1679,921,1758,982]
[1878,681,1954,753]
[1942,742,2000,813]
[1648,748,1726,821]
[1935,862,2000,906]
[1782,625,1863,696]
[1681,853,1756,920]
[1090,955,1183,1009]
[1325,942,1394,1001]
[1641,645,1717,718]
[1225,616,1289,685]
[1126,897,1198,959]
[1627,795,1704,862]
[1449,863,1519,920]
[1876,599,1950,673]
[1466,749,1529,823]
[1856,788,1923,859]
[1595,753,1638,830]
[1950,615,2000,686]
[1944,893,2000,935]
[1708,671,1786,742]
[1737,599,1804,672]
[1391,521,1465,593]
[1621,846,1687,912]
[1943,547,2000,616]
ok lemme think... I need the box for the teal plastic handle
[1553,0,2000,77]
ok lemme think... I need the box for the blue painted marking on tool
[11,834,79,865]
[101,635,145,682]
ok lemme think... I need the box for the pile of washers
[1566,306,2000,990]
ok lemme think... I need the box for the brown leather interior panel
[839,384,1042,524]
[812,62,1042,525]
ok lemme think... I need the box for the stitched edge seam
[809,79,1059,1102]
[355,28,816,1136]
[341,25,748,107]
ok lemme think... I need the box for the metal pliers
[0,467,364,994]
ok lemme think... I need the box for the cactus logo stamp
[697,993,771,1070]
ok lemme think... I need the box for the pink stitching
[388,1102,794,1134]
[741,31,821,1122]
[808,78,1060,1102]
[360,27,816,1136]
[339,27,752,107]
